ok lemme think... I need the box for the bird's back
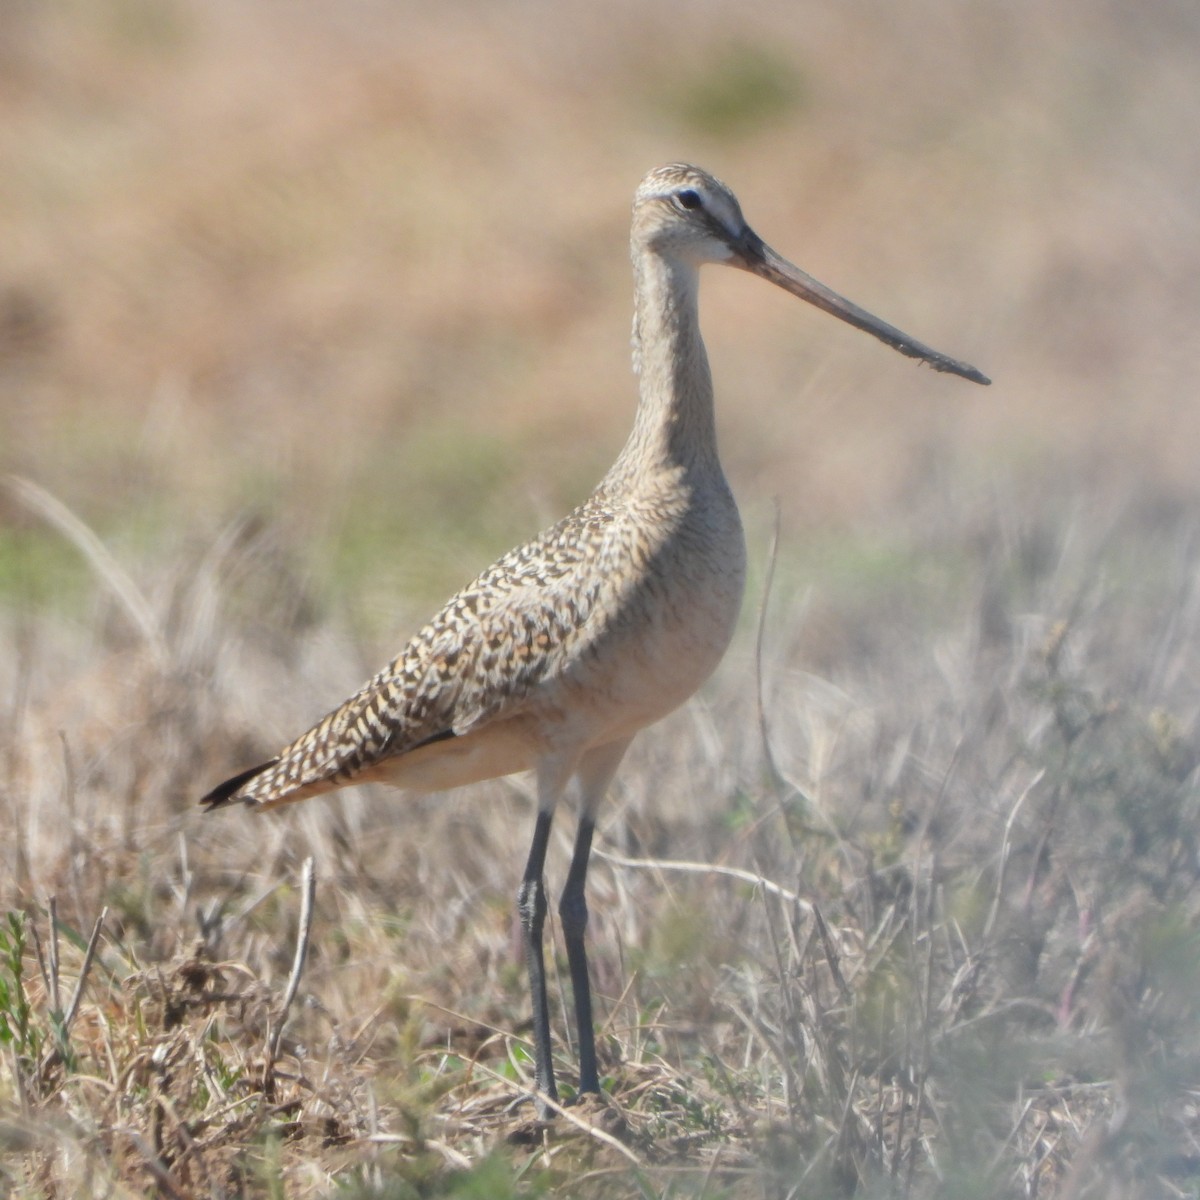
[203,459,745,810]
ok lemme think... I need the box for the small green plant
[0,911,42,1068]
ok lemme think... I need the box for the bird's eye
[675,188,702,211]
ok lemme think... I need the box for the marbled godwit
[202,164,989,1114]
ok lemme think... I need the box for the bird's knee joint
[558,888,588,940]
[517,877,547,933]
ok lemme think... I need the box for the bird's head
[631,163,990,385]
[632,164,755,267]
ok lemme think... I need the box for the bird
[201,163,989,1116]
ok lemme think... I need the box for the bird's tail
[199,759,280,811]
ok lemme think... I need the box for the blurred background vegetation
[2,0,1197,627]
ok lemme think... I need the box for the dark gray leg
[555,738,631,1102]
[517,809,557,1115]
[559,815,598,1096]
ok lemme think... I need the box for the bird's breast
[545,476,747,746]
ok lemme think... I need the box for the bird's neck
[606,250,721,491]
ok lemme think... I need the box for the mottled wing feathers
[201,499,615,810]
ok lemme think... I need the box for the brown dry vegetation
[3,1,1200,1196]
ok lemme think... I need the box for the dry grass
[4,472,1200,1198]
[4,0,1200,1196]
